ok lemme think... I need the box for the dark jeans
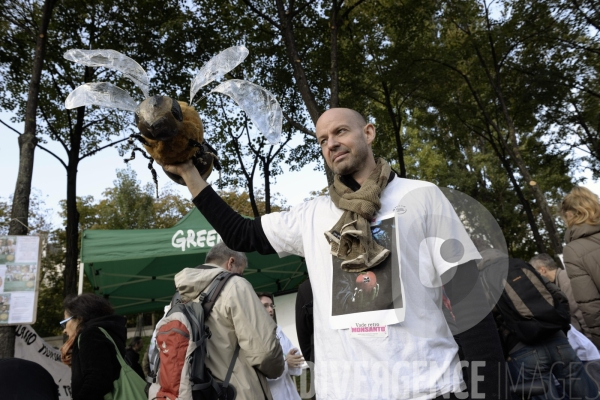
[507,331,599,400]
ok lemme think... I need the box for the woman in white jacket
[258,292,304,400]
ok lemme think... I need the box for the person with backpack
[482,256,598,400]
[148,242,284,400]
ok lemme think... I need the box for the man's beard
[331,145,369,176]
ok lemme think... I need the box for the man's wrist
[181,165,208,198]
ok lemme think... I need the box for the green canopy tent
[79,208,307,315]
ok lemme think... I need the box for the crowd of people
[4,107,600,400]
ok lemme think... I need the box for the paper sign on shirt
[348,322,389,338]
[330,214,405,331]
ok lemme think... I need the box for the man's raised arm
[163,161,276,254]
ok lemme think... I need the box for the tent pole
[78,262,84,294]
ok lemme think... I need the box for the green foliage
[218,188,288,216]
[60,168,193,231]
[0,190,54,236]
[32,170,192,336]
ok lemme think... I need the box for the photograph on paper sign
[4,265,37,292]
[0,237,16,264]
[0,294,11,323]
[331,217,401,316]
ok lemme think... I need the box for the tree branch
[241,0,281,29]
[341,0,369,20]
[82,118,107,130]
[292,0,319,18]
[38,105,69,152]
[36,143,67,169]
[569,0,600,31]
[79,137,129,160]
[283,112,315,137]
[0,119,22,135]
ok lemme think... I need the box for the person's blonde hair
[560,186,600,228]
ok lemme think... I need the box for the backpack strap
[222,345,241,388]
[201,271,241,391]
[190,270,241,397]
[170,291,182,307]
[146,343,160,384]
[201,271,239,319]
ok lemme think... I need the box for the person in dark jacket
[125,336,145,379]
[60,293,128,400]
[483,256,597,400]
[0,358,59,400]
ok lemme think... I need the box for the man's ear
[226,256,236,272]
[537,266,546,275]
[364,123,376,145]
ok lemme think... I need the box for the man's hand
[161,160,208,198]
[285,348,305,368]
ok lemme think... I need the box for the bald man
[163,108,505,400]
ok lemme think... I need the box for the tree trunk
[329,0,339,109]
[275,0,321,125]
[499,126,563,257]
[470,32,563,257]
[247,175,260,218]
[381,81,406,178]
[63,161,81,297]
[1,0,57,359]
[63,106,84,298]
[264,157,271,214]
[493,148,546,253]
[9,134,38,236]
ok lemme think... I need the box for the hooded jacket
[175,265,284,400]
[71,314,127,400]
[564,223,600,349]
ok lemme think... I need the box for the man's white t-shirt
[261,177,481,400]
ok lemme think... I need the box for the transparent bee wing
[65,82,138,112]
[64,49,150,98]
[190,46,249,103]
[212,79,282,145]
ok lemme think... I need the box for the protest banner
[14,324,72,399]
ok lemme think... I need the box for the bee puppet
[64,46,282,190]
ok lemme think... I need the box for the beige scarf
[325,158,392,272]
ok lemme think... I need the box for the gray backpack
[147,270,239,400]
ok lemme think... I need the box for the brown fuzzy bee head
[135,95,184,141]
